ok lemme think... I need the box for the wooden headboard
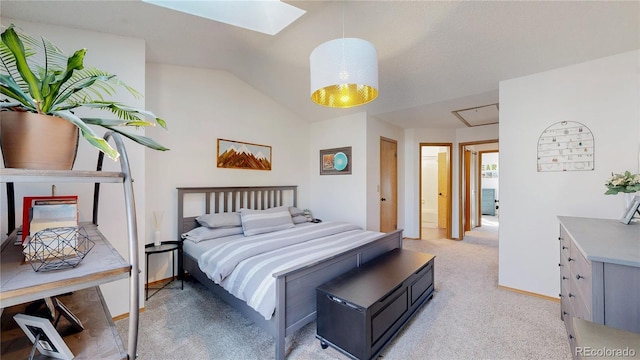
[176,186,297,238]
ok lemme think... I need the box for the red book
[22,195,78,243]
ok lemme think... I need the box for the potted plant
[0,24,168,170]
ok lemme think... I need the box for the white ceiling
[2,1,638,129]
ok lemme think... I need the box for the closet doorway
[458,140,499,240]
[419,143,452,240]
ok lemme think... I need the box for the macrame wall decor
[537,121,594,172]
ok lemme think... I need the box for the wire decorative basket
[23,226,95,272]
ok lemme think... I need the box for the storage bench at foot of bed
[316,249,435,360]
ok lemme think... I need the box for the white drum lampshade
[310,38,378,108]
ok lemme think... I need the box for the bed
[176,186,403,359]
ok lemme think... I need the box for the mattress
[184,221,384,320]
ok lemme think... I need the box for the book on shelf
[24,226,80,260]
[24,200,79,260]
[29,202,78,233]
[21,195,78,243]
[29,218,79,236]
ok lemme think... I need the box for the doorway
[458,140,499,240]
[380,137,398,232]
[419,143,452,240]
[479,150,499,226]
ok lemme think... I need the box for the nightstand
[145,241,183,300]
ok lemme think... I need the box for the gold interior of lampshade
[311,83,378,108]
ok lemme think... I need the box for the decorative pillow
[292,215,310,224]
[181,226,244,243]
[288,206,305,217]
[240,206,294,236]
[196,212,241,228]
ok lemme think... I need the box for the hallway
[422,215,498,241]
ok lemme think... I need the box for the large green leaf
[82,118,155,127]
[1,25,43,105]
[101,125,169,151]
[52,110,120,160]
[77,101,167,128]
[39,48,86,113]
[0,74,36,109]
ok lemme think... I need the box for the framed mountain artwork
[217,139,272,170]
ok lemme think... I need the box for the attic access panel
[452,103,499,127]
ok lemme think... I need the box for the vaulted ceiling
[2,1,638,129]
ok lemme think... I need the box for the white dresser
[558,216,640,355]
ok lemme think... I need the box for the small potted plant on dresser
[0,24,168,170]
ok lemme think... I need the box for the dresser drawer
[559,230,571,263]
[371,289,408,345]
[410,261,434,305]
[561,289,574,321]
[558,228,571,281]
[568,288,591,321]
[569,244,592,315]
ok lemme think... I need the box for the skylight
[142,0,306,36]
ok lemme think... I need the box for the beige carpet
[116,222,571,359]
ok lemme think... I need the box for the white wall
[0,19,147,316]
[499,50,640,298]
[307,113,403,231]
[309,112,368,227]
[144,63,311,282]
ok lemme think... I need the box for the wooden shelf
[1,133,140,359]
[0,223,130,309]
[1,286,127,360]
[0,168,124,184]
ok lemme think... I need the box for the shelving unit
[0,132,140,359]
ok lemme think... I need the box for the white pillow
[240,206,294,236]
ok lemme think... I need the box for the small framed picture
[54,297,84,332]
[13,313,74,360]
[621,195,640,224]
[319,146,352,175]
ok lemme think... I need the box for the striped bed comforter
[197,221,384,320]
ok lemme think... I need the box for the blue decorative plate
[334,152,348,171]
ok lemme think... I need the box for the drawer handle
[558,237,563,241]
[563,311,569,316]
[569,334,574,340]
[562,246,568,250]
[576,274,583,280]
[562,276,568,280]
[379,283,403,303]
[559,293,562,298]
[568,257,574,262]
[415,263,432,275]
[568,293,575,298]
[558,263,563,267]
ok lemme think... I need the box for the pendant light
[309,4,378,108]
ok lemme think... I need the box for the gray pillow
[196,212,241,228]
[240,206,294,236]
[292,215,310,224]
[288,206,305,217]
[181,226,243,243]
